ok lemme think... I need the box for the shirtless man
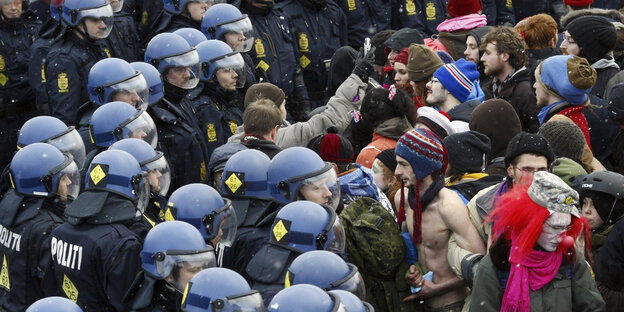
[394,128,485,311]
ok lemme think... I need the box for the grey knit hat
[528,171,581,217]
[537,120,586,164]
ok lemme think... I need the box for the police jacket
[124,271,183,312]
[482,0,515,26]
[338,0,392,49]
[0,12,41,112]
[28,18,63,115]
[104,12,142,62]
[50,192,144,312]
[241,4,309,102]
[277,0,347,96]
[245,242,301,305]
[45,31,108,125]
[0,191,64,311]
[187,81,242,163]
[150,82,210,192]
[392,0,446,37]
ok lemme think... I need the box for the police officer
[189,40,244,161]
[109,138,171,228]
[392,0,447,38]
[28,0,64,117]
[102,0,141,62]
[146,0,212,41]
[50,149,149,311]
[239,0,312,121]
[338,0,391,49]
[268,146,341,211]
[276,0,348,108]
[130,62,165,107]
[144,32,210,191]
[182,268,265,312]
[0,0,41,170]
[268,284,346,312]
[246,200,346,304]
[201,3,257,97]
[125,221,216,311]
[26,296,83,312]
[45,0,113,125]
[220,149,280,279]
[0,143,80,311]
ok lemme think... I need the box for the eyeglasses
[512,165,547,174]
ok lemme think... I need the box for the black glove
[286,98,312,122]
[352,46,376,82]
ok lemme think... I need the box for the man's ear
[269,125,279,141]
[501,52,510,63]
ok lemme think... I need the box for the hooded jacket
[355,117,412,169]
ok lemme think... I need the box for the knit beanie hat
[537,120,586,164]
[407,44,444,83]
[444,131,491,173]
[372,29,396,66]
[504,132,555,167]
[566,15,617,64]
[535,55,596,105]
[375,148,397,172]
[436,51,455,64]
[528,171,580,217]
[307,126,354,163]
[384,28,424,52]
[447,0,482,18]
[244,82,285,109]
[469,99,521,164]
[433,59,479,103]
[563,0,593,7]
[467,26,492,48]
[395,128,447,180]
[416,106,455,139]
[394,47,409,65]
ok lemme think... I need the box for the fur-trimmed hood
[561,8,624,28]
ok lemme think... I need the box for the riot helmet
[61,0,113,40]
[145,32,201,89]
[328,290,374,312]
[131,62,165,106]
[221,149,271,199]
[196,39,245,89]
[88,58,150,107]
[26,296,83,312]
[89,101,158,148]
[174,27,208,48]
[162,0,224,15]
[268,284,346,312]
[201,3,254,52]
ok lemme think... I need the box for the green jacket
[470,249,606,312]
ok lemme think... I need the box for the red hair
[488,182,589,262]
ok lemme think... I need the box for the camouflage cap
[528,171,580,217]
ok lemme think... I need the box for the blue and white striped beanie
[433,59,479,103]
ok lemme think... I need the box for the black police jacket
[392,0,446,37]
[45,31,108,125]
[338,0,392,49]
[246,243,301,306]
[28,19,63,115]
[0,191,64,311]
[104,12,142,62]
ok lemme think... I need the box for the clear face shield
[79,4,114,39]
[107,73,150,108]
[210,52,246,89]
[154,248,217,290]
[44,126,87,171]
[213,291,266,312]
[142,152,171,197]
[296,164,341,211]
[324,212,346,253]
[115,105,158,148]
[218,16,255,52]
[329,293,348,312]
[129,172,151,213]
[162,49,201,89]
[331,264,366,300]
[53,158,81,203]
[107,0,124,13]
[203,199,237,247]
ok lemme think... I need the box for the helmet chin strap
[74,20,98,42]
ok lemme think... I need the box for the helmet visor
[47,127,86,171]
[143,153,171,197]
[297,165,341,211]
[157,249,217,281]
[332,265,366,300]
[162,50,201,89]
[57,160,81,202]
[223,291,266,311]
[120,108,158,148]
[133,173,151,213]
[326,215,346,254]
[107,73,150,108]
[218,16,255,52]
[204,200,238,247]
[80,4,114,39]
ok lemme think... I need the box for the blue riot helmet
[286,251,365,300]
[174,28,208,48]
[18,116,86,170]
[201,3,254,52]
[221,149,270,199]
[145,33,201,89]
[162,0,219,15]
[166,184,237,246]
[270,201,345,253]
[50,0,64,21]
[109,139,171,197]
[88,58,150,107]
[328,290,374,312]
[268,284,346,312]
[182,267,265,312]
[10,143,81,202]
[141,221,216,291]
[61,0,113,39]
[196,40,245,88]
[89,101,158,149]
[131,62,164,106]
[268,147,341,210]
[26,296,83,312]
[84,149,150,212]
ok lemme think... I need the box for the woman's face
[393,62,409,86]
[582,197,605,230]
